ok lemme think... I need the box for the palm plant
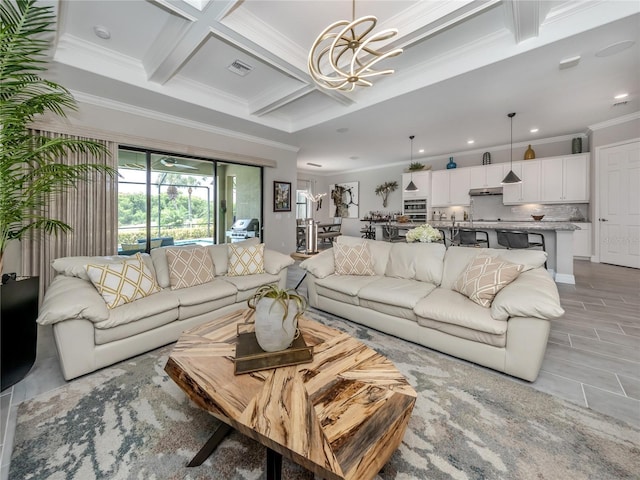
[0,0,116,273]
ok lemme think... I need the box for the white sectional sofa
[300,236,564,381]
[37,239,294,380]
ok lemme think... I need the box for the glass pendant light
[405,135,418,191]
[501,112,522,185]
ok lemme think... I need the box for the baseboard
[554,273,576,285]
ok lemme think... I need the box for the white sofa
[37,239,294,380]
[300,236,564,381]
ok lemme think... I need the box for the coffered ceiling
[47,0,639,173]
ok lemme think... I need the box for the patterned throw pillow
[333,242,375,276]
[227,243,265,276]
[85,254,160,309]
[453,254,524,307]
[165,246,215,290]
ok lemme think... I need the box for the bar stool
[497,230,546,267]
[454,229,490,248]
[382,225,404,242]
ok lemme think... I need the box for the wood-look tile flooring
[289,259,640,428]
[1,259,638,480]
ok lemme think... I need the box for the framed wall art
[329,182,359,218]
[273,181,292,212]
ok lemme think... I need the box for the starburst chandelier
[308,0,403,92]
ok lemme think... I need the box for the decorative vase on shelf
[446,157,457,169]
[482,152,491,165]
[572,137,582,154]
[524,145,536,160]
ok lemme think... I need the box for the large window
[117,148,262,253]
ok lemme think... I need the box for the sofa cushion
[95,309,178,345]
[52,254,155,281]
[337,236,391,275]
[299,249,335,279]
[94,290,179,329]
[418,317,506,348]
[209,238,260,275]
[228,243,265,276]
[315,274,380,305]
[491,268,565,321]
[151,244,201,288]
[222,273,281,301]
[85,255,161,309]
[359,277,435,309]
[414,288,508,335]
[166,246,215,290]
[359,299,418,322]
[37,275,109,325]
[452,254,524,307]
[169,278,237,306]
[333,243,375,276]
[385,242,446,284]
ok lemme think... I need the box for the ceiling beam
[503,0,545,44]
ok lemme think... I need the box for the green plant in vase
[0,0,116,273]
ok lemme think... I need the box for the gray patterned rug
[10,310,640,479]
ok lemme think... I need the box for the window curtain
[21,130,118,301]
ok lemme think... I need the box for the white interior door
[599,140,640,268]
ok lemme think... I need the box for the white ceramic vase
[254,298,298,352]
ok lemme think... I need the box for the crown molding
[72,90,299,153]
[587,112,640,132]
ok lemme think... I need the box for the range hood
[469,187,503,196]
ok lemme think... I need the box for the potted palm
[247,285,308,352]
[0,0,115,274]
[0,0,115,389]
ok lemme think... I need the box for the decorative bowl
[531,215,545,221]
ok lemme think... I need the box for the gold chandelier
[308,0,403,92]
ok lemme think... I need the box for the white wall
[31,101,299,255]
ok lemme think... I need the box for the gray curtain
[21,130,118,301]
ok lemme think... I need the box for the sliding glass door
[117,148,262,253]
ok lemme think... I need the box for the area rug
[10,310,640,480]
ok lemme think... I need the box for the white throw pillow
[85,254,160,309]
[452,254,524,308]
[227,243,265,276]
[333,242,375,276]
[165,246,215,290]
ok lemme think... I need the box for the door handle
[599,218,609,222]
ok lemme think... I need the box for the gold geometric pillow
[452,254,524,307]
[85,254,160,309]
[227,243,265,276]
[333,242,375,276]
[165,246,215,290]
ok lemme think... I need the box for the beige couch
[37,239,294,380]
[300,236,564,381]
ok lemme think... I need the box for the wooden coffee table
[165,309,416,480]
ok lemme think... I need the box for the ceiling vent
[228,59,253,77]
[613,100,629,107]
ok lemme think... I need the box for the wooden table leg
[266,448,282,480]
[187,423,232,467]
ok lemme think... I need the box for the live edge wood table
[165,309,416,480]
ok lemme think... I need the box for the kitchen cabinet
[540,154,589,203]
[431,169,470,206]
[502,161,541,204]
[573,223,591,257]
[402,170,431,199]
[469,164,506,189]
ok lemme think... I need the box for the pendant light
[405,135,418,191]
[501,112,522,184]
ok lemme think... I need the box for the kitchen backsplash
[434,195,588,222]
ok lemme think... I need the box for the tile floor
[1,258,638,479]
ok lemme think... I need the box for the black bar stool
[454,229,490,248]
[497,230,546,267]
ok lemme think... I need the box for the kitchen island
[375,220,579,284]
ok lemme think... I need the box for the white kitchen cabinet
[502,161,541,204]
[430,169,470,206]
[469,164,506,189]
[540,154,589,203]
[402,170,431,199]
[573,222,591,257]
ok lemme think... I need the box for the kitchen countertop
[397,220,580,231]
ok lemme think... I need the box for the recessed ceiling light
[614,93,629,100]
[93,25,111,40]
[418,149,425,153]
[559,55,580,69]
[467,140,474,145]
[530,128,539,133]
[595,40,635,57]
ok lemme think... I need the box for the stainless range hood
[469,187,503,196]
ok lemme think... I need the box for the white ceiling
[47,0,639,174]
